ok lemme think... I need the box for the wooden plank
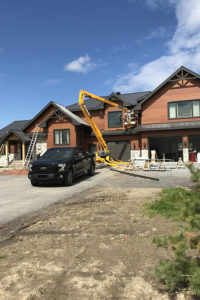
[110,168,159,181]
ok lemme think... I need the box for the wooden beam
[5,141,9,158]
[22,142,26,162]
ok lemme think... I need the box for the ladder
[0,143,5,159]
[24,125,39,168]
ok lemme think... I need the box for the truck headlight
[29,163,33,172]
[58,163,66,172]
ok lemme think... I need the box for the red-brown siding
[142,80,200,124]
[46,118,77,148]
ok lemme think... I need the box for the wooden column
[5,141,9,158]
[22,142,26,162]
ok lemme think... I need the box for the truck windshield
[41,148,74,159]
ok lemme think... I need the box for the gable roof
[67,91,150,112]
[134,66,200,111]
[0,129,30,143]
[0,120,29,140]
[54,102,88,126]
[22,101,89,131]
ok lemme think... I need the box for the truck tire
[31,179,39,187]
[64,169,73,186]
[88,163,95,176]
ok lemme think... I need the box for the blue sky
[0,0,200,128]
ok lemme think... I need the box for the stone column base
[131,150,141,159]
[183,148,189,162]
[141,149,149,159]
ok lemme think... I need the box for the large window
[108,111,123,128]
[168,100,200,119]
[54,129,70,145]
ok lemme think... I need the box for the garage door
[107,141,130,161]
[149,136,182,161]
[188,135,200,152]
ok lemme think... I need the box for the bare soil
[0,171,193,299]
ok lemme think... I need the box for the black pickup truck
[28,147,95,186]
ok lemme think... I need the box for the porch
[0,131,30,167]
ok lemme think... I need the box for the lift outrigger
[78,90,135,168]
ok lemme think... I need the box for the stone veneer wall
[130,150,141,160]
[32,135,47,160]
[141,149,149,159]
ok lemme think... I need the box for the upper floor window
[54,129,70,145]
[168,100,200,119]
[108,111,123,128]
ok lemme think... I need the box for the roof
[67,91,150,112]
[54,102,89,126]
[67,98,104,112]
[118,92,151,106]
[0,129,30,143]
[0,120,29,139]
[23,101,89,131]
[134,66,200,111]
[135,121,200,132]
[88,128,137,136]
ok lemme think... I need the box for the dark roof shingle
[67,91,150,112]
[0,120,30,139]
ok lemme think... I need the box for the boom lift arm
[78,90,134,167]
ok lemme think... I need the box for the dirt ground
[0,170,194,300]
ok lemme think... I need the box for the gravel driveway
[0,168,111,225]
[0,165,194,225]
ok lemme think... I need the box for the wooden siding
[142,80,200,124]
[46,117,77,148]
[74,101,127,132]
[25,105,56,133]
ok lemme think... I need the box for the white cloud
[144,27,170,40]
[64,54,96,74]
[41,78,62,86]
[128,0,172,10]
[113,0,200,93]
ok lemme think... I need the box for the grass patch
[144,187,200,295]
[0,254,6,259]
[144,188,200,228]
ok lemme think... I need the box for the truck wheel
[88,163,95,176]
[64,169,73,186]
[31,179,39,187]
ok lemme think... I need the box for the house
[1,66,200,167]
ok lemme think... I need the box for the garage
[149,136,182,161]
[188,135,200,153]
[107,141,131,161]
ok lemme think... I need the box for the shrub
[144,187,200,295]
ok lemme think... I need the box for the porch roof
[0,130,30,143]
[0,120,29,140]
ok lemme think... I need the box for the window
[108,111,123,128]
[54,129,70,145]
[168,100,200,119]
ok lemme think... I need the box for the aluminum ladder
[24,125,39,168]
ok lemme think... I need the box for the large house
[1,66,200,167]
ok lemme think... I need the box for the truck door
[73,149,83,175]
[79,148,90,171]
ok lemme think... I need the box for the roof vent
[116,92,121,95]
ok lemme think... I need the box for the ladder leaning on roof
[24,125,39,168]
[0,143,5,159]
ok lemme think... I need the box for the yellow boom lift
[78,90,135,168]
